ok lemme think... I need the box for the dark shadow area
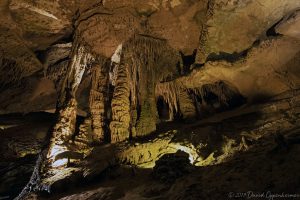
[0,154,37,199]
[0,112,56,199]
[156,96,170,121]
[206,50,248,63]
[179,49,197,74]
[266,18,283,37]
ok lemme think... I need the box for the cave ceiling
[0,0,299,114]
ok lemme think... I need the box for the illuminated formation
[47,44,93,168]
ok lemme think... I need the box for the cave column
[109,62,131,143]
[46,44,92,168]
[89,63,109,142]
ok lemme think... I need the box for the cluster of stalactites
[155,82,180,120]
[155,80,246,121]
[123,35,171,105]
[155,81,197,120]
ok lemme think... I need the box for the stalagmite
[109,62,131,143]
[47,98,77,168]
[73,118,93,154]
[89,63,109,142]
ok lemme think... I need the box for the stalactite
[155,80,245,120]
[200,81,240,108]
[155,82,197,121]
[155,82,181,121]
[89,63,109,142]
[109,62,131,143]
[109,62,118,86]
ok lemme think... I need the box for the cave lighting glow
[138,144,199,169]
[171,144,199,164]
[48,145,68,168]
[52,158,68,168]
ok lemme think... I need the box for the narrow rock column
[109,62,131,143]
[47,45,92,168]
[89,63,109,142]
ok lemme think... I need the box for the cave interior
[1,0,300,200]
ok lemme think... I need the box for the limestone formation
[109,62,131,143]
[47,42,93,168]
[89,63,109,142]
